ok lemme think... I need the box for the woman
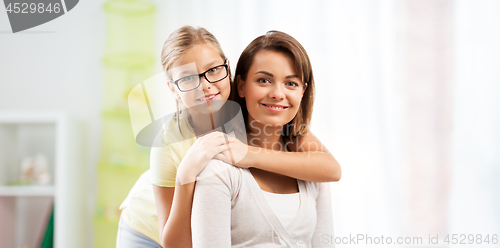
[191,31,334,247]
[118,26,340,248]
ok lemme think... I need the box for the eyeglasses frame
[170,60,229,92]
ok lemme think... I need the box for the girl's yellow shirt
[119,113,196,244]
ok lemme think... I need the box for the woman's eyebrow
[255,71,299,79]
[255,71,273,77]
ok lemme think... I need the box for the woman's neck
[247,118,284,151]
[246,117,298,194]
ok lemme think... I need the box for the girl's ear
[236,75,245,98]
[167,81,181,101]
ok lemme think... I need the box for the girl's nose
[201,76,212,92]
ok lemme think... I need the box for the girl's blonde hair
[161,26,227,79]
[160,26,229,135]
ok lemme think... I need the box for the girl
[117,26,340,248]
[191,31,334,247]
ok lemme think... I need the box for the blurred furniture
[0,112,87,248]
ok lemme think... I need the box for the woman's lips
[261,103,288,112]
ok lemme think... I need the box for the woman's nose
[269,83,285,100]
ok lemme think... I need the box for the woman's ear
[167,81,181,101]
[303,82,308,94]
[236,75,245,98]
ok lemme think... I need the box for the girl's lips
[197,92,220,102]
[261,103,288,112]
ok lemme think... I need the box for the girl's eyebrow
[205,60,223,68]
[178,60,222,77]
[179,70,197,76]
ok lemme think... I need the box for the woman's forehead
[249,50,297,76]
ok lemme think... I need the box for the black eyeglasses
[171,61,229,92]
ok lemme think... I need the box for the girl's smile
[196,92,220,103]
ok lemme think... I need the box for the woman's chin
[249,117,291,129]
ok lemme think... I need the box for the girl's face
[168,44,230,114]
[238,50,306,128]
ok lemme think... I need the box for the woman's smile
[260,103,289,112]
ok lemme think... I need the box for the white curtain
[152,0,500,246]
[448,0,500,245]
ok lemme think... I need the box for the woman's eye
[286,81,299,87]
[257,78,270,84]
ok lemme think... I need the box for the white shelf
[0,112,87,248]
[0,185,55,196]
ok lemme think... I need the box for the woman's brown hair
[231,30,315,141]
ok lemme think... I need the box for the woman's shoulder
[196,159,243,198]
[197,159,242,181]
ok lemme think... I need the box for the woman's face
[238,50,306,128]
[168,44,230,114]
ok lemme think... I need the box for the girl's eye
[179,75,197,83]
[207,67,219,74]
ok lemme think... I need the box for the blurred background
[0,0,499,247]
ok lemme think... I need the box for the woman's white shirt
[191,159,334,247]
[262,190,300,229]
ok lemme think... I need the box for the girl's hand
[176,131,233,185]
[214,138,251,168]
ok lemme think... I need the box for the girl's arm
[152,131,232,248]
[252,131,341,182]
[153,184,194,248]
[220,130,341,182]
